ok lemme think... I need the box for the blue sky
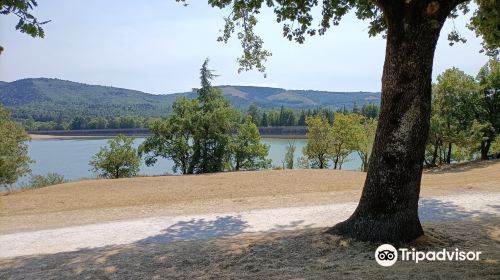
[0,1,489,94]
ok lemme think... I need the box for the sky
[0,0,490,95]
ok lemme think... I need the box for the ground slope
[1,160,498,233]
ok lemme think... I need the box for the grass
[0,219,498,279]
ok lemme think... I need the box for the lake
[19,138,362,186]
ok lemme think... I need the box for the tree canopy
[0,0,50,53]
[89,135,141,179]
[140,59,271,174]
[177,0,499,73]
[426,62,500,165]
[231,117,271,170]
[0,104,31,188]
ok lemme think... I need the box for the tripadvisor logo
[375,244,482,267]
[375,244,398,266]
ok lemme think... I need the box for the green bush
[90,135,141,179]
[21,173,66,190]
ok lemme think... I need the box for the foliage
[231,117,271,170]
[303,112,372,170]
[490,135,500,158]
[296,156,310,169]
[177,0,500,75]
[468,0,500,57]
[355,118,378,172]
[246,104,260,126]
[425,65,500,165]
[20,173,65,190]
[331,113,364,170]
[476,59,500,158]
[431,68,480,163]
[303,115,333,169]
[0,0,50,54]
[140,59,240,174]
[0,104,31,188]
[140,97,198,174]
[89,135,140,179]
[284,140,296,169]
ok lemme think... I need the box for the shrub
[21,173,66,190]
[90,135,140,179]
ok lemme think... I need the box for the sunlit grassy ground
[1,160,499,234]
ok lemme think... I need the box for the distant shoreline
[29,127,308,140]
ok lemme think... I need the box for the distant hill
[167,85,380,109]
[0,78,172,121]
[0,78,380,121]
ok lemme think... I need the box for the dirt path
[1,192,498,258]
[1,160,499,234]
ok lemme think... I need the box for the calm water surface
[21,138,362,185]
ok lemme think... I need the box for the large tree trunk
[327,2,451,242]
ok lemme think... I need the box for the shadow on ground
[0,194,498,279]
[1,216,499,279]
[137,215,248,244]
[419,198,497,222]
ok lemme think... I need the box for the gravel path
[0,192,498,258]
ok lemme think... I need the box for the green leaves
[89,135,140,179]
[140,60,243,174]
[231,117,271,170]
[1,0,50,40]
[468,0,500,57]
[0,104,32,187]
[304,112,373,169]
[304,115,333,169]
[200,0,499,73]
[426,62,500,164]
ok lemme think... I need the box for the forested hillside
[0,78,172,121]
[0,78,380,126]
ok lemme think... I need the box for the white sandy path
[0,193,498,258]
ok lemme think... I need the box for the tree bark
[327,1,451,242]
[446,142,452,164]
[430,143,439,166]
[480,139,491,160]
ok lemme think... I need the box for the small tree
[304,115,332,169]
[284,140,296,169]
[231,117,270,171]
[356,118,378,172]
[90,135,140,179]
[433,68,480,164]
[0,105,32,189]
[331,113,363,170]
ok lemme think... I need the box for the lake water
[20,138,362,185]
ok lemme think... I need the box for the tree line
[20,103,380,131]
[246,103,379,127]
[425,60,499,166]
[21,115,160,131]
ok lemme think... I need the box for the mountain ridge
[0,78,381,121]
